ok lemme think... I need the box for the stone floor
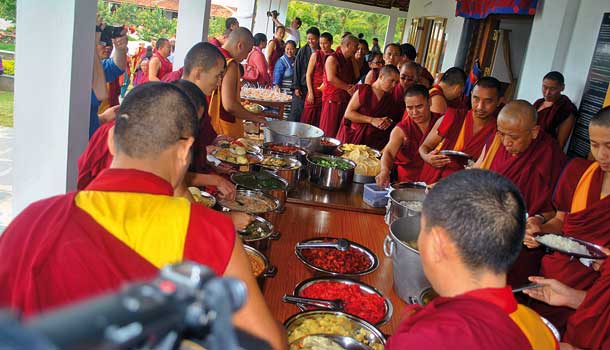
[0,126,13,233]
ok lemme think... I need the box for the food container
[293,277,393,326]
[418,287,439,306]
[218,190,280,221]
[238,215,280,252]
[264,120,324,152]
[353,173,376,184]
[244,245,276,290]
[295,237,378,277]
[231,172,289,211]
[263,142,309,180]
[285,310,386,350]
[383,215,431,304]
[363,184,389,208]
[318,136,341,154]
[254,155,302,190]
[385,187,426,225]
[307,154,356,191]
[188,187,217,208]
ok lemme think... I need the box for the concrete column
[173,0,211,70]
[13,0,96,214]
[385,11,398,45]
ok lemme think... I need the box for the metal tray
[535,234,608,259]
[294,237,379,277]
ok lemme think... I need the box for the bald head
[341,34,358,46]
[498,100,538,128]
[590,106,610,128]
[226,27,254,46]
[225,27,254,61]
[341,34,359,59]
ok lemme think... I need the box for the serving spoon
[282,295,344,311]
[296,239,351,252]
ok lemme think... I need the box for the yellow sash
[509,305,557,350]
[209,59,245,138]
[571,162,600,213]
[479,134,502,170]
[435,116,468,152]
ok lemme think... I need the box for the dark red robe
[533,95,577,139]
[0,169,235,317]
[77,120,115,190]
[153,52,173,80]
[191,106,217,174]
[319,50,355,137]
[268,37,284,80]
[161,67,185,82]
[391,83,408,121]
[534,158,610,331]
[564,260,610,350]
[419,108,497,184]
[394,112,441,182]
[301,50,331,126]
[336,84,397,150]
[386,287,558,349]
[483,131,567,287]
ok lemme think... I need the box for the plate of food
[215,138,262,155]
[241,87,292,103]
[217,190,280,214]
[187,187,216,208]
[339,144,382,181]
[535,233,608,259]
[242,101,264,113]
[212,143,263,165]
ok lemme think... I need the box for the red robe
[394,112,441,182]
[336,84,397,150]
[153,52,173,80]
[391,83,408,121]
[77,120,115,190]
[0,169,235,317]
[386,287,558,350]
[301,50,331,126]
[481,131,567,287]
[161,67,184,82]
[534,159,610,331]
[533,95,577,139]
[419,108,497,184]
[319,50,355,137]
[564,260,610,349]
[268,37,285,80]
[209,37,221,48]
[191,105,217,174]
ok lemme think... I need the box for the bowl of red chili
[293,277,393,326]
[295,237,378,277]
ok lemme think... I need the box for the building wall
[402,0,465,71]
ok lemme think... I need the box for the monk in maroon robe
[377,84,441,187]
[336,65,400,149]
[0,83,285,350]
[148,38,173,81]
[429,67,467,114]
[301,33,334,126]
[419,77,503,184]
[524,106,610,333]
[387,170,558,350]
[533,71,577,149]
[318,35,359,137]
[478,100,567,288]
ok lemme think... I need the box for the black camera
[98,24,125,46]
[266,10,279,18]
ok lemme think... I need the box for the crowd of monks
[0,24,609,350]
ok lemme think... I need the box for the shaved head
[227,27,254,46]
[498,100,538,128]
[380,64,400,76]
[497,100,540,155]
[590,106,610,128]
[341,34,358,46]
[183,42,226,76]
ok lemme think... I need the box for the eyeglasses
[371,60,384,66]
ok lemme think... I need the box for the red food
[268,144,300,154]
[320,139,335,146]
[301,281,386,324]
[300,246,371,274]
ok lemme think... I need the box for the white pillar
[13,0,96,214]
[385,10,398,45]
[173,0,212,70]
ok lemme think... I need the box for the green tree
[97,0,176,42]
[0,0,15,22]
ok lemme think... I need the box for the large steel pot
[264,120,323,152]
[385,187,426,225]
[307,154,355,191]
[263,142,308,180]
[254,155,302,190]
[383,215,431,304]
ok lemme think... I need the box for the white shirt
[285,27,300,47]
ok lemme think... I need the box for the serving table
[287,181,385,215]
[241,97,291,120]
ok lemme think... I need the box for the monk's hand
[524,276,583,309]
[98,105,120,124]
[524,217,542,248]
[424,150,451,168]
[346,84,357,95]
[214,175,236,200]
[375,170,390,189]
[228,212,254,231]
[370,117,392,130]
[592,246,610,271]
[306,91,314,104]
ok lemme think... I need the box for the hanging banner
[456,0,538,19]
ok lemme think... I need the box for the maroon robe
[161,67,185,82]
[77,120,115,190]
[533,95,577,139]
[419,108,497,184]
[191,105,217,174]
[301,50,331,126]
[391,83,408,121]
[319,50,355,137]
[534,158,610,331]
[336,84,397,150]
[153,52,173,80]
[484,131,567,287]
[394,112,441,182]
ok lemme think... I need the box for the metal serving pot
[264,120,323,152]
[383,215,431,304]
[231,172,289,211]
[244,245,277,291]
[262,142,308,180]
[238,215,281,253]
[307,154,355,191]
[254,155,302,190]
[385,187,426,225]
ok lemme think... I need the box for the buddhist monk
[386,169,558,350]
[419,76,502,184]
[318,34,359,137]
[336,65,400,149]
[399,43,434,85]
[362,43,400,85]
[533,71,578,149]
[477,100,567,287]
[266,25,285,81]
[362,52,384,84]
[210,27,266,138]
[524,106,610,333]
[300,32,333,126]
[376,84,441,188]
[429,67,467,114]
[148,38,173,81]
[0,83,287,350]
[390,62,421,119]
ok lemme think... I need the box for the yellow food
[188,187,215,208]
[246,250,265,277]
[341,144,381,177]
[213,148,248,164]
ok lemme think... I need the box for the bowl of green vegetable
[238,215,280,252]
[307,154,356,191]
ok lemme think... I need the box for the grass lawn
[0,91,13,127]
[0,43,15,52]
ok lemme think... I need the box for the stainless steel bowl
[307,154,355,191]
[318,136,341,155]
[218,189,280,215]
[263,142,309,180]
[238,215,280,252]
[295,237,379,277]
[230,172,288,211]
[293,276,393,326]
[386,187,426,225]
[255,155,302,190]
[264,120,324,151]
[285,310,386,348]
[244,245,277,290]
